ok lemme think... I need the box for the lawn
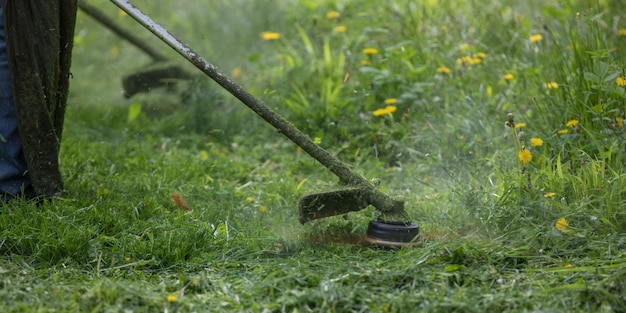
[1,0,626,312]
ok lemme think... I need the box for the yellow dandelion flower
[167,294,178,303]
[566,119,579,127]
[373,107,392,116]
[518,149,532,163]
[502,73,514,81]
[437,66,451,74]
[326,11,340,19]
[259,206,268,213]
[260,31,281,40]
[245,197,255,203]
[190,278,199,287]
[617,77,626,87]
[474,52,487,59]
[546,82,559,89]
[529,34,543,42]
[565,264,574,268]
[360,59,371,66]
[618,29,626,36]
[333,25,347,33]
[373,105,397,117]
[362,48,378,55]
[459,43,469,50]
[232,67,243,79]
[456,55,481,66]
[555,217,568,232]
[110,46,119,59]
[530,137,544,147]
[514,122,526,129]
[384,98,397,105]
[544,192,556,198]
[558,129,569,135]
[616,117,624,128]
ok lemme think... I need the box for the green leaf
[444,264,462,272]
[127,102,142,123]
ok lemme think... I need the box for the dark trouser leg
[3,0,77,198]
[0,2,32,198]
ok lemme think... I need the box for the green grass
[2,0,626,312]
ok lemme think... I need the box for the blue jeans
[0,2,32,196]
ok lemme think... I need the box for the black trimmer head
[363,220,420,247]
[300,188,420,247]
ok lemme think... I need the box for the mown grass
[1,0,626,312]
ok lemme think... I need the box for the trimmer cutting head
[299,188,420,247]
[363,220,420,247]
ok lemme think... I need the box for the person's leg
[0,2,32,199]
[3,1,77,199]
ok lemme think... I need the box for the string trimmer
[110,0,419,247]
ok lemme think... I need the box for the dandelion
[530,137,544,147]
[617,77,626,87]
[362,48,378,55]
[232,67,243,79]
[384,98,397,105]
[436,66,451,74]
[529,34,543,42]
[544,192,556,198]
[190,278,199,287]
[326,11,340,19]
[565,264,574,268]
[518,148,532,163]
[245,197,255,203]
[459,43,469,50]
[558,129,569,135]
[456,55,481,65]
[555,217,568,232]
[566,119,579,127]
[360,60,371,66]
[546,82,559,89]
[333,25,347,33]
[619,29,626,36]
[373,105,397,116]
[474,52,487,59]
[502,73,514,81]
[167,294,178,303]
[260,31,281,40]
[259,206,268,213]
[616,117,624,128]
[514,122,526,129]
